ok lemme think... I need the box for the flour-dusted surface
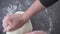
[0,0,60,34]
[31,1,60,34]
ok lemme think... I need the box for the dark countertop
[0,0,60,34]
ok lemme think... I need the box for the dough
[6,11,33,34]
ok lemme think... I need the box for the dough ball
[6,11,33,34]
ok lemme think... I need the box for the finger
[26,32,33,34]
[6,22,20,32]
[26,33,31,34]
[25,31,34,34]
[2,20,12,30]
[2,21,12,32]
[29,31,46,34]
[2,16,10,28]
[2,20,8,28]
[3,28,7,32]
[2,15,12,29]
[5,24,15,32]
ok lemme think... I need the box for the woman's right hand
[2,14,29,32]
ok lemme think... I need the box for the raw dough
[6,11,33,34]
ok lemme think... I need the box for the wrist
[23,13,30,21]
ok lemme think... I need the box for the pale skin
[2,0,46,34]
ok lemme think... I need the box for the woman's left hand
[26,31,46,34]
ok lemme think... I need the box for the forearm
[23,0,45,19]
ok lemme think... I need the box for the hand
[2,14,28,32]
[26,31,46,34]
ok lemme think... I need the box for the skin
[26,31,47,34]
[2,0,46,34]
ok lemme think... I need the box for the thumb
[5,24,15,32]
